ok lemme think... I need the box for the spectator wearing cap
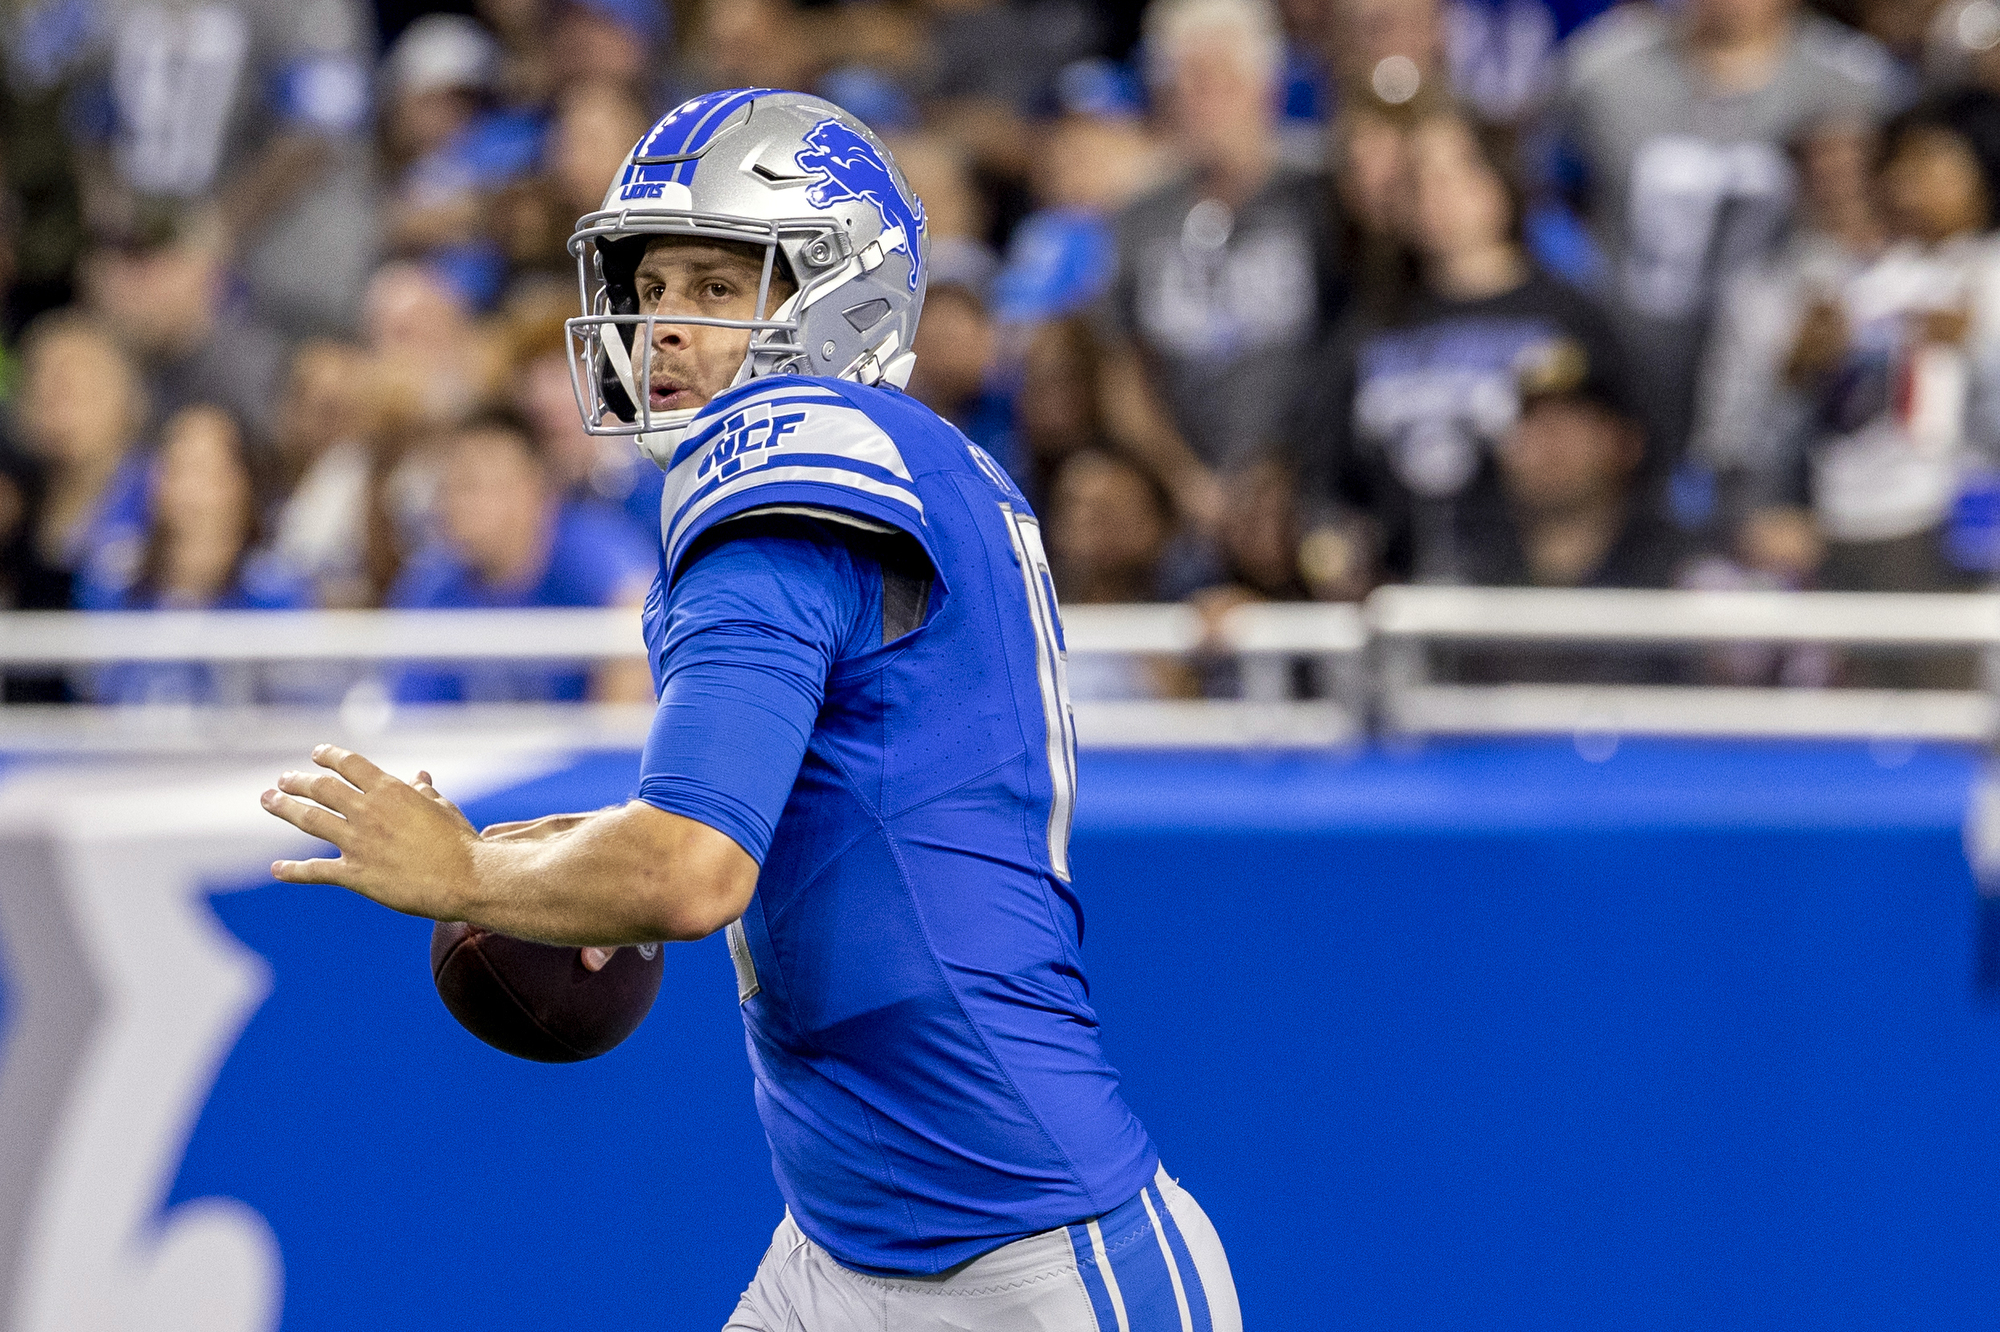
[1097,0,1345,536]
[387,410,655,705]
[1549,0,1899,472]
[77,213,287,441]
[1291,107,1628,588]
[1434,339,1694,682]
[1466,341,1685,588]
[381,14,544,308]
[21,0,381,336]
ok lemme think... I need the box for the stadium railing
[1369,587,1996,744]
[0,588,1992,748]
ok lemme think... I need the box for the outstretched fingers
[260,788,350,848]
[276,768,363,816]
[313,743,391,793]
[271,856,351,885]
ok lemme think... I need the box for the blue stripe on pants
[1068,1223,1121,1331]
[1147,1183,1213,1332]
[1068,1187,1193,1329]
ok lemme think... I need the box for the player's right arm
[264,752,759,945]
[261,515,873,950]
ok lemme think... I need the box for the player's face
[631,239,797,415]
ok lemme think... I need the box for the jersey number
[1000,506,1077,880]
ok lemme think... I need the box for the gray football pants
[723,1166,1241,1332]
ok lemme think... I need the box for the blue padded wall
[128,741,2000,1329]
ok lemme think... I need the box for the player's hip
[723,1165,1241,1332]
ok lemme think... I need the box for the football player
[260,90,1239,1330]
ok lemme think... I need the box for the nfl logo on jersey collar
[655,378,926,572]
[698,405,808,482]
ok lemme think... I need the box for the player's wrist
[450,834,529,926]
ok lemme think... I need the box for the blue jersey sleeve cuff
[635,775,775,865]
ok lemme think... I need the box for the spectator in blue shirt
[388,410,655,704]
[92,403,314,705]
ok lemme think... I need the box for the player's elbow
[645,866,755,941]
[621,807,760,941]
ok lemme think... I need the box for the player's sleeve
[634,517,877,864]
[656,381,939,583]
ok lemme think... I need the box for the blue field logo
[795,119,926,292]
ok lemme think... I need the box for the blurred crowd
[2,0,1998,704]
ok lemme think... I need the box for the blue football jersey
[638,374,1159,1275]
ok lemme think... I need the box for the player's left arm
[259,752,758,945]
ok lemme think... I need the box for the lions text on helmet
[565,89,929,465]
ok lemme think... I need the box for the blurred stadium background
[5,0,2000,1325]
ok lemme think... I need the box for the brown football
[429,922,664,1062]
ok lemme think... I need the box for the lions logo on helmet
[795,119,926,293]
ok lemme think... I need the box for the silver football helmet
[565,88,928,462]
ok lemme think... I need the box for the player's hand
[261,744,480,919]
